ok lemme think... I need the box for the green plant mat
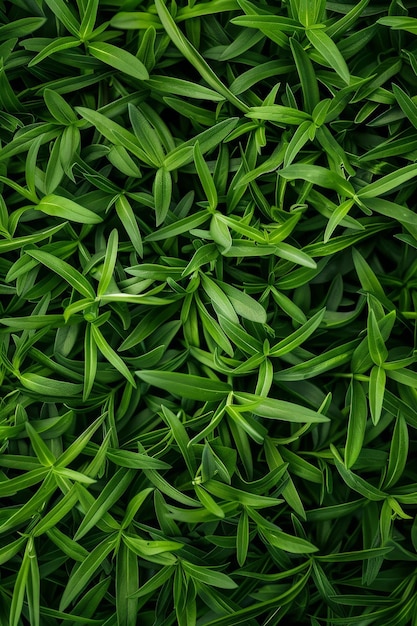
[1,0,417,624]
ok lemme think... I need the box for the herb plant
[1,0,417,624]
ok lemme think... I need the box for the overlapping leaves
[1,1,417,625]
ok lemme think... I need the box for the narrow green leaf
[368,309,388,366]
[270,308,325,357]
[237,509,249,566]
[345,380,367,469]
[193,142,218,211]
[59,536,117,611]
[25,422,56,466]
[260,527,318,554]
[36,194,102,224]
[307,28,350,84]
[129,565,175,598]
[357,164,417,198]
[384,415,409,489]
[19,373,83,397]
[153,167,172,226]
[88,42,149,80]
[97,229,118,297]
[136,370,231,401]
[79,0,99,39]
[279,164,355,196]
[154,0,248,111]
[116,540,139,626]
[274,241,317,269]
[216,280,267,323]
[161,405,196,475]
[246,105,311,125]
[9,547,30,626]
[128,104,165,167]
[369,365,386,426]
[26,249,95,299]
[194,484,226,518]
[91,324,136,386]
[28,37,80,68]
[234,392,330,423]
[75,468,135,540]
[331,446,387,501]
[43,0,81,37]
[44,88,78,124]
[181,560,237,589]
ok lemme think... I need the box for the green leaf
[97,229,118,297]
[44,88,78,124]
[106,448,170,470]
[284,120,314,167]
[279,164,355,196]
[128,104,165,167]
[19,373,83,397]
[306,28,350,84]
[193,142,218,211]
[324,200,355,242]
[26,249,95,299]
[25,422,56,466]
[234,392,330,423]
[91,324,136,386]
[9,545,30,626]
[146,76,224,101]
[144,209,208,242]
[32,487,79,537]
[123,534,182,557]
[79,0,99,40]
[0,17,46,41]
[246,105,311,125]
[154,0,248,111]
[368,309,388,366]
[384,415,409,489]
[331,445,387,501]
[88,42,149,80]
[0,467,49,498]
[83,322,97,401]
[136,370,231,401]
[216,281,267,323]
[59,536,117,610]
[357,164,417,198]
[274,242,317,269]
[368,365,386,426]
[129,565,175,598]
[153,167,172,226]
[378,16,417,34]
[36,194,102,224]
[74,468,135,540]
[160,405,196,475]
[0,536,27,565]
[260,527,318,554]
[236,509,249,566]
[392,83,417,131]
[269,308,325,357]
[43,0,81,37]
[75,107,151,164]
[218,316,263,355]
[363,197,417,228]
[194,484,226,518]
[163,118,238,171]
[200,274,239,323]
[115,540,138,626]
[345,380,367,469]
[181,561,237,589]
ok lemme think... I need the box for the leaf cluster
[1,1,417,625]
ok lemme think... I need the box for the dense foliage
[1,0,417,624]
